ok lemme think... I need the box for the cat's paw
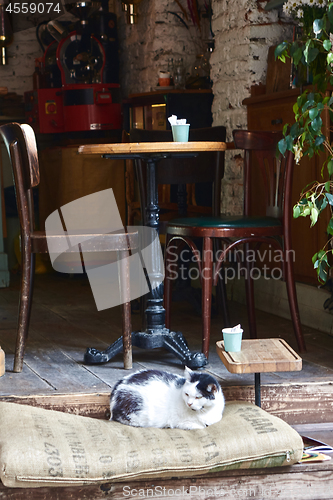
[182,422,206,430]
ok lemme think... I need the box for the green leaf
[318,196,328,211]
[293,205,301,218]
[310,207,319,226]
[323,39,332,51]
[283,123,288,136]
[325,181,331,192]
[293,47,303,66]
[326,192,333,204]
[290,122,299,138]
[302,100,311,113]
[275,42,289,59]
[328,160,333,176]
[305,47,319,64]
[290,41,300,57]
[315,134,325,147]
[327,52,333,66]
[311,116,323,132]
[327,219,333,236]
[286,134,295,151]
[297,94,306,108]
[309,107,319,120]
[317,250,327,261]
[312,252,319,265]
[318,260,328,283]
[313,17,325,35]
[278,138,287,155]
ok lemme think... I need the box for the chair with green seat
[165,130,306,357]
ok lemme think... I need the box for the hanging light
[121,0,142,24]
[0,0,13,65]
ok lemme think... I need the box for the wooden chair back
[0,123,39,237]
[232,130,293,224]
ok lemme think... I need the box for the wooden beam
[1,462,333,500]
[1,380,333,424]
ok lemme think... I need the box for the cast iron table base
[84,152,208,369]
[84,330,207,369]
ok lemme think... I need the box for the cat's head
[182,367,220,411]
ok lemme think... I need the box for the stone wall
[210,0,293,215]
[117,0,209,97]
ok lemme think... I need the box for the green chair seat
[168,215,282,229]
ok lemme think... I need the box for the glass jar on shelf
[167,58,174,86]
[173,57,186,89]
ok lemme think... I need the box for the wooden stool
[216,338,302,406]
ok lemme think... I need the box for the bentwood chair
[165,130,306,358]
[0,123,138,372]
[127,126,229,322]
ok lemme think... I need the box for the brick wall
[1,30,41,94]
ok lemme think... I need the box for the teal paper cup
[171,124,190,142]
[222,327,243,352]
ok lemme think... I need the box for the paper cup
[222,327,243,352]
[171,124,190,142]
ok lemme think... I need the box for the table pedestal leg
[84,156,207,370]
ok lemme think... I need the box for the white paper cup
[171,124,190,142]
[222,327,243,352]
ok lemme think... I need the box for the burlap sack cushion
[0,401,303,488]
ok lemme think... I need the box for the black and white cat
[110,367,225,430]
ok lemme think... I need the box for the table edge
[78,141,227,154]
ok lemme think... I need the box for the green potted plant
[275,0,333,283]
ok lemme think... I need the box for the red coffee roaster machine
[24,0,122,134]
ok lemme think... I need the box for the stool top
[216,338,302,374]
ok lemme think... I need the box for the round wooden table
[78,141,227,369]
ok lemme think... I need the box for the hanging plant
[276,0,333,283]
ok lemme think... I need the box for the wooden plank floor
[1,272,333,423]
[2,273,333,500]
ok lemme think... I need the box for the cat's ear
[184,366,192,380]
[207,383,217,394]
